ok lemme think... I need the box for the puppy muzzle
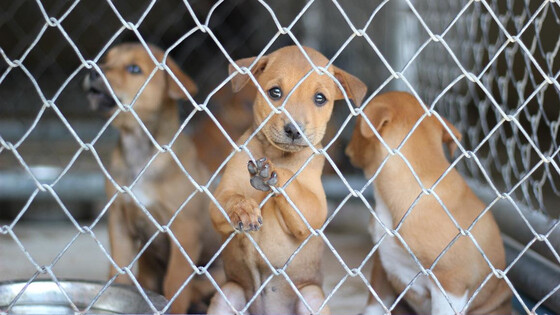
[268,122,312,152]
[83,69,117,113]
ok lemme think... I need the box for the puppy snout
[284,123,302,141]
[88,69,100,81]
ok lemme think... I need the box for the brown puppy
[207,45,367,314]
[194,83,346,176]
[346,91,512,314]
[83,43,220,313]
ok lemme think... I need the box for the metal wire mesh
[414,0,560,216]
[1,0,559,314]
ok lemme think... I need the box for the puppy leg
[108,204,136,284]
[429,279,468,315]
[296,285,330,315]
[207,281,246,314]
[363,251,395,315]
[137,255,161,293]
[163,221,202,314]
[247,158,324,239]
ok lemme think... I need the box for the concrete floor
[0,221,373,314]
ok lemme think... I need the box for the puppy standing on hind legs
[83,43,221,313]
[207,45,367,314]
[346,91,512,315]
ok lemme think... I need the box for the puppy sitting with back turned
[207,45,367,315]
[83,43,221,313]
[346,91,512,314]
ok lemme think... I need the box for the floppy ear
[333,66,367,107]
[440,117,462,156]
[359,103,392,138]
[165,56,198,100]
[228,56,269,93]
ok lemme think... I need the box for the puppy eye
[126,64,142,75]
[268,87,282,100]
[314,93,327,106]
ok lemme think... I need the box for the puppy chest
[371,197,429,299]
[261,214,323,269]
[226,228,322,285]
[122,202,157,234]
[121,186,167,236]
[230,231,303,269]
[377,234,429,297]
[124,183,155,209]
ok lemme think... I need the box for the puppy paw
[228,198,262,232]
[248,157,278,192]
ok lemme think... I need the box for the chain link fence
[1,0,559,314]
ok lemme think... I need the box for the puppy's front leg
[207,281,246,314]
[108,202,136,284]
[137,256,161,292]
[163,219,202,313]
[296,284,330,315]
[429,276,468,315]
[363,251,395,315]
[248,158,325,239]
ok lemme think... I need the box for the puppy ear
[359,104,392,138]
[228,56,268,93]
[166,56,198,100]
[440,117,462,156]
[333,66,367,107]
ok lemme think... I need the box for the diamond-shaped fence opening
[1,0,560,314]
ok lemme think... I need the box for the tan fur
[83,43,222,313]
[194,84,255,173]
[207,45,367,314]
[346,91,512,314]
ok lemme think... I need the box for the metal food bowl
[0,280,167,314]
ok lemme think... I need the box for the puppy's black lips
[275,141,307,147]
[262,129,310,152]
[272,141,309,153]
[273,137,309,147]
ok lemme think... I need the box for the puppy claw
[244,221,261,232]
[247,223,260,232]
[247,160,257,175]
[229,199,262,233]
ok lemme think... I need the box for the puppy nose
[88,69,100,80]
[284,123,302,140]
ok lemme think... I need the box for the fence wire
[1,0,559,314]
[415,0,560,215]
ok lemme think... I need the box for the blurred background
[1,0,559,313]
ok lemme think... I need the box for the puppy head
[346,91,462,175]
[228,45,366,152]
[83,43,197,128]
